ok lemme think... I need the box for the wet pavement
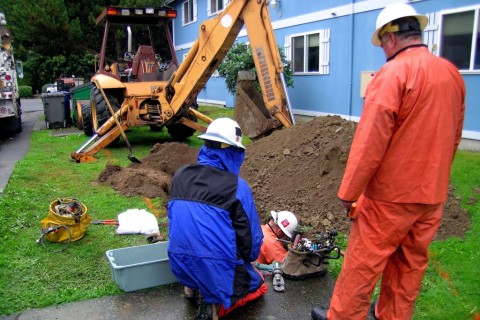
[0,98,43,194]
[1,274,343,320]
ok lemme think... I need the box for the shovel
[95,82,141,163]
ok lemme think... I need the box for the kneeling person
[168,118,267,319]
[257,210,298,265]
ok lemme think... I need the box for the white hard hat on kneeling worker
[271,210,298,238]
[198,118,245,149]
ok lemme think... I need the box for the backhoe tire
[91,87,120,132]
[81,103,93,136]
[167,123,196,141]
[149,124,163,132]
[167,102,198,141]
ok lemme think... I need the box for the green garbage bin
[71,82,93,129]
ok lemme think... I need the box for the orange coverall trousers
[327,196,442,320]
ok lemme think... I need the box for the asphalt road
[0,97,43,194]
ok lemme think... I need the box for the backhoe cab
[79,6,181,141]
[72,0,295,163]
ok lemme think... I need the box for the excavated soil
[98,116,471,241]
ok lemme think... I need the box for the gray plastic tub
[106,241,178,292]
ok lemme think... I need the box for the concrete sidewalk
[1,274,350,320]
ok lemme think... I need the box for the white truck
[0,12,24,135]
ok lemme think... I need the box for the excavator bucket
[233,79,280,139]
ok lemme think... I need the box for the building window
[209,0,228,16]
[440,7,480,70]
[288,29,330,75]
[183,0,197,25]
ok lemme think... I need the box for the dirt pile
[98,116,470,240]
[98,143,197,199]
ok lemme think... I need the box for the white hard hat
[271,210,298,238]
[371,2,428,47]
[198,117,245,149]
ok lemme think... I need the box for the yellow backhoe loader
[71,0,295,163]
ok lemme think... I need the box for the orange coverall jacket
[256,224,288,264]
[339,46,465,204]
[329,45,466,320]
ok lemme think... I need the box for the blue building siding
[463,75,480,136]
[197,77,233,107]
[168,0,480,141]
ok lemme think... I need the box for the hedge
[18,86,33,98]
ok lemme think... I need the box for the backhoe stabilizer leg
[75,134,99,154]
[71,134,99,163]
[70,126,124,163]
[188,107,213,126]
[70,153,96,163]
[178,115,208,133]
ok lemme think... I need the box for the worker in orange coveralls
[311,2,465,320]
[256,210,298,265]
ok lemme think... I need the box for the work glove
[339,199,354,212]
[339,198,358,220]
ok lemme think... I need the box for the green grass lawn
[0,108,478,318]
[413,151,480,320]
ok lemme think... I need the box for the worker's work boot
[146,232,164,243]
[184,286,195,299]
[311,306,328,320]
[183,286,198,300]
[212,304,219,320]
[196,296,219,320]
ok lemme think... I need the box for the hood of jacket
[197,145,245,175]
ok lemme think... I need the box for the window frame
[182,0,197,26]
[208,0,229,17]
[438,5,480,72]
[287,29,330,75]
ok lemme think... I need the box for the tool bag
[281,244,340,280]
[40,198,91,243]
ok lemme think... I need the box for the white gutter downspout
[127,26,132,52]
[348,0,355,121]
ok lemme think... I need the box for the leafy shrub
[18,86,33,98]
[217,42,294,95]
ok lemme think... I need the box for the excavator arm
[164,0,294,136]
[71,0,294,162]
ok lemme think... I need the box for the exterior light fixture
[269,0,280,9]
[266,0,282,16]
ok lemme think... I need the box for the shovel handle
[91,220,119,225]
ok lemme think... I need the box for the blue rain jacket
[168,146,264,308]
